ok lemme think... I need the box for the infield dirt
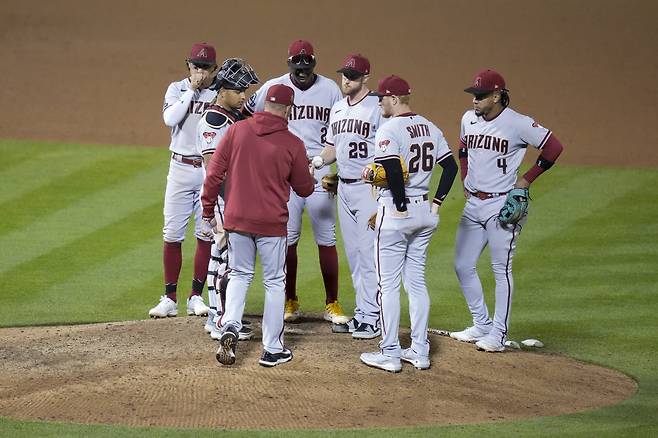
[0,317,636,429]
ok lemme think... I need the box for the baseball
[311,155,325,169]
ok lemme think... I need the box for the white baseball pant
[376,196,438,358]
[454,195,526,345]
[219,231,288,354]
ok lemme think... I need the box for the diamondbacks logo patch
[203,131,216,144]
[378,139,390,152]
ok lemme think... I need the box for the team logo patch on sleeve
[203,131,216,144]
[378,139,390,152]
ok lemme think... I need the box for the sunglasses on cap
[189,61,215,70]
[288,54,315,65]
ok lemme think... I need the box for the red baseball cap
[337,53,370,76]
[369,75,411,97]
[464,69,507,94]
[266,84,295,106]
[288,40,314,59]
[187,42,216,66]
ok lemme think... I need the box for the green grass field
[1,140,657,437]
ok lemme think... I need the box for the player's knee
[288,230,301,245]
[163,226,186,243]
[454,260,476,279]
[315,233,336,246]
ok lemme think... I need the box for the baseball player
[195,58,259,341]
[450,69,564,352]
[359,75,458,372]
[149,42,219,318]
[243,40,348,324]
[202,84,315,367]
[311,54,383,339]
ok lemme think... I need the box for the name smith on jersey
[463,134,509,154]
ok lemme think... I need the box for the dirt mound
[0,317,635,429]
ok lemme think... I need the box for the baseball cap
[369,75,411,97]
[265,84,295,106]
[288,40,314,59]
[187,42,216,66]
[337,53,370,77]
[464,69,506,94]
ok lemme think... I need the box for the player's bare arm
[311,145,336,169]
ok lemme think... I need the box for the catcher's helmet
[215,58,259,91]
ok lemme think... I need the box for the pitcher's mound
[0,317,635,429]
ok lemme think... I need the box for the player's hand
[367,213,377,230]
[392,209,409,218]
[200,216,214,240]
[430,200,440,216]
[463,188,471,199]
[190,71,205,90]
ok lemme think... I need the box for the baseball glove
[498,188,529,225]
[321,173,338,195]
[361,157,409,188]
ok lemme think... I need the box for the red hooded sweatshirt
[202,111,315,237]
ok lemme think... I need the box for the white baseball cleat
[204,309,217,333]
[186,295,209,316]
[148,296,178,318]
[400,348,430,370]
[360,352,402,373]
[475,334,506,352]
[450,325,491,343]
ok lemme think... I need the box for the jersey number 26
[409,142,435,172]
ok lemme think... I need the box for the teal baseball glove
[498,188,529,225]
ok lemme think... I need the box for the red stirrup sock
[191,238,212,296]
[318,245,339,304]
[163,241,182,302]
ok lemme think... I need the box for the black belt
[405,194,429,203]
[339,177,360,184]
[469,191,507,200]
[172,153,203,168]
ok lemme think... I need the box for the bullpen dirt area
[0,317,636,429]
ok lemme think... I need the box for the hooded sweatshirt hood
[250,111,290,136]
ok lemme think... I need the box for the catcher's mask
[215,58,259,91]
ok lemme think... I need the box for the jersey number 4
[497,158,508,174]
[409,142,435,172]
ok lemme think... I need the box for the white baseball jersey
[244,74,342,157]
[195,106,243,157]
[375,113,452,198]
[460,107,551,193]
[163,78,217,156]
[327,95,385,179]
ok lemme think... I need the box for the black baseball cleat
[258,348,293,367]
[216,327,238,365]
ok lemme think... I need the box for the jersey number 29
[409,142,435,172]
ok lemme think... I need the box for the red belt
[470,191,507,200]
[172,153,202,168]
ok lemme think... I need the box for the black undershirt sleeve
[379,157,407,212]
[432,155,458,206]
